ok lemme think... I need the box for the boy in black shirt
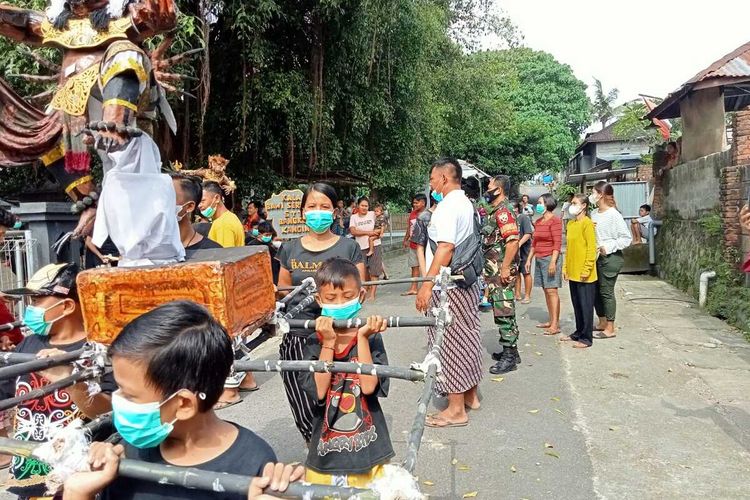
[300,258,394,488]
[1,263,114,498]
[63,301,303,500]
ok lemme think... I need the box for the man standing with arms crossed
[403,193,428,296]
[482,175,521,375]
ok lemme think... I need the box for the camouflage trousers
[486,265,519,348]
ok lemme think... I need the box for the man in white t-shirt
[416,158,483,429]
[630,204,656,244]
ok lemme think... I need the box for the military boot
[492,346,521,364]
[489,347,519,374]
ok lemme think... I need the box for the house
[566,121,650,180]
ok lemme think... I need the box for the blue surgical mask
[535,203,545,214]
[22,300,65,336]
[431,191,443,203]
[261,235,272,243]
[305,210,334,234]
[200,205,216,219]
[112,391,186,449]
[321,297,362,320]
[251,228,259,237]
[12,221,22,230]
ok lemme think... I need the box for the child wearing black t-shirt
[0,263,115,498]
[63,301,303,500]
[300,258,394,488]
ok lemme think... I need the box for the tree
[592,77,618,130]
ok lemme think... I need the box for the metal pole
[647,220,662,266]
[279,277,315,306]
[281,293,317,321]
[0,437,377,500]
[286,316,440,331]
[83,412,113,436]
[0,321,22,333]
[0,370,94,411]
[234,360,426,382]
[403,267,452,473]
[0,348,86,380]
[277,275,464,291]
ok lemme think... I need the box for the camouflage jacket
[481,198,520,267]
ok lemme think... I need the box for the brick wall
[733,108,750,166]
[721,164,741,255]
[637,164,653,183]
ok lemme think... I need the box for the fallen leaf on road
[458,465,470,471]
[528,409,540,414]
[535,351,543,356]
[554,409,564,415]
[510,465,517,473]
[451,458,458,465]
[491,376,505,382]
[609,426,619,431]
[545,451,560,459]
[667,368,673,373]
[679,464,692,469]
[462,492,478,498]
[550,396,560,402]
[423,481,435,486]
[544,442,554,449]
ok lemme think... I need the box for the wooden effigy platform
[77,247,275,343]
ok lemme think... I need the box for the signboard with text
[265,189,306,239]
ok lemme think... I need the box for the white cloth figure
[92,134,185,267]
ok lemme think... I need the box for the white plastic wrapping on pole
[699,271,716,308]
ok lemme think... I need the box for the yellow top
[208,211,245,248]
[563,217,598,283]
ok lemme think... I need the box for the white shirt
[426,189,475,275]
[636,214,656,238]
[350,211,381,250]
[591,207,632,254]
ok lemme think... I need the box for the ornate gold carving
[50,64,99,116]
[40,17,132,49]
[41,143,65,166]
[102,98,138,112]
[100,58,149,89]
[65,175,93,195]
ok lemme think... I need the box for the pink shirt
[350,211,382,250]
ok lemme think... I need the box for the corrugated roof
[647,41,750,120]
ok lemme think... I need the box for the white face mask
[175,203,191,222]
[569,204,583,217]
[588,193,600,206]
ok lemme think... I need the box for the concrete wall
[661,150,730,219]
[680,87,727,162]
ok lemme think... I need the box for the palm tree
[592,78,619,130]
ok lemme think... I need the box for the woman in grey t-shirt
[276,182,364,443]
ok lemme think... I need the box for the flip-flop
[521,299,531,304]
[214,398,243,410]
[593,332,617,339]
[400,291,418,296]
[425,415,469,428]
[239,386,259,393]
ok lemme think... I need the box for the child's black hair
[109,301,232,411]
[315,257,362,290]
[257,220,276,237]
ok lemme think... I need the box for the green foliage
[612,101,668,148]
[658,210,750,338]
[592,78,617,130]
[554,182,577,201]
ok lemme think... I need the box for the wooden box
[77,247,275,343]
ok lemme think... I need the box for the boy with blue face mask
[64,301,303,500]
[299,258,394,488]
[0,263,115,498]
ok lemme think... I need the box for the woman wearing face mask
[276,183,365,443]
[561,194,598,348]
[589,181,632,339]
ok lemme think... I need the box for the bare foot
[536,323,552,329]
[464,394,481,410]
[571,341,591,349]
[366,250,374,257]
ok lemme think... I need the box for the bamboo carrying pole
[402,267,452,473]
[0,437,377,499]
[234,359,426,382]
[0,370,93,411]
[279,276,316,306]
[0,348,86,379]
[286,316,441,331]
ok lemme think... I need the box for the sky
[490,0,750,107]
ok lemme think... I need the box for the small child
[367,204,387,257]
[0,263,115,498]
[300,258,394,487]
[63,301,302,499]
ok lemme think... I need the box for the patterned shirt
[482,199,520,267]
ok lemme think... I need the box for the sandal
[521,298,531,304]
[425,415,469,428]
[593,332,616,339]
[400,291,418,296]
[214,397,243,410]
[239,385,259,393]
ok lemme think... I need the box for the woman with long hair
[526,193,562,334]
[561,194,598,348]
[276,183,365,442]
[589,181,632,339]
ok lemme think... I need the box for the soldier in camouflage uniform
[481,175,521,374]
